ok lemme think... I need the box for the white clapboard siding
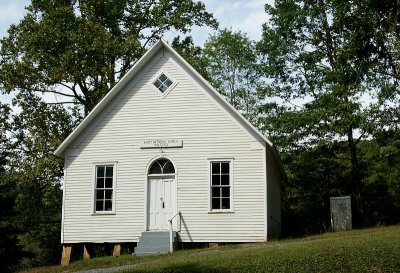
[61,44,282,244]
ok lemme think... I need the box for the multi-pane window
[211,161,231,210]
[95,165,114,212]
[149,158,175,175]
[153,73,173,93]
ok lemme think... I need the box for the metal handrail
[168,211,181,252]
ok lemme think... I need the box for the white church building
[54,39,285,264]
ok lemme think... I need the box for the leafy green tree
[257,0,400,228]
[281,142,350,235]
[171,36,211,81]
[358,132,400,226]
[0,94,75,267]
[0,127,23,272]
[0,0,218,115]
[203,29,260,121]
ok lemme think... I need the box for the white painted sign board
[140,139,183,148]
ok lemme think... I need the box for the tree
[203,29,260,121]
[0,94,75,267]
[171,36,211,81]
[358,131,400,226]
[257,0,400,228]
[0,0,218,115]
[281,142,350,235]
[0,125,23,272]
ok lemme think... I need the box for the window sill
[208,210,235,214]
[91,212,116,216]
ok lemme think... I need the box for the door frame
[144,156,178,231]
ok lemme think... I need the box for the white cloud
[244,0,269,9]
[234,5,270,41]
[189,0,273,44]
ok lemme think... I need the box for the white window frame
[150,71,178,99]
[92,162,117,215]
[208,158,234,213]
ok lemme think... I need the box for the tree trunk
[347,125,363,227]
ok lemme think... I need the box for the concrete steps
[134,231,177,256]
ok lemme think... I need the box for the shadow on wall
[180,213,193,242]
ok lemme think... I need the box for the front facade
[55,40,284,248]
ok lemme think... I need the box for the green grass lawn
[20,225,400,273]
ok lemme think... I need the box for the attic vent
[153,73,173,93]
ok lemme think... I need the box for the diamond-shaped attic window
[153,73,173,93]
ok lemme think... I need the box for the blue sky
[0,0,272,44]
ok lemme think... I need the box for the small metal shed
[330,196,352,231]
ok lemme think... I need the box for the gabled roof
[54,39,286,180]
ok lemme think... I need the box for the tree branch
[318,0,336,69]
[46,101,76,105]
[40,90,77,98]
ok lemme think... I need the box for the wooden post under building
[61,244,72,266]
[113,243,121,256]
[83,244,91,260]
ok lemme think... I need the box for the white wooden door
[148,178,176,230]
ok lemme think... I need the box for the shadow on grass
[135,262,230,273]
